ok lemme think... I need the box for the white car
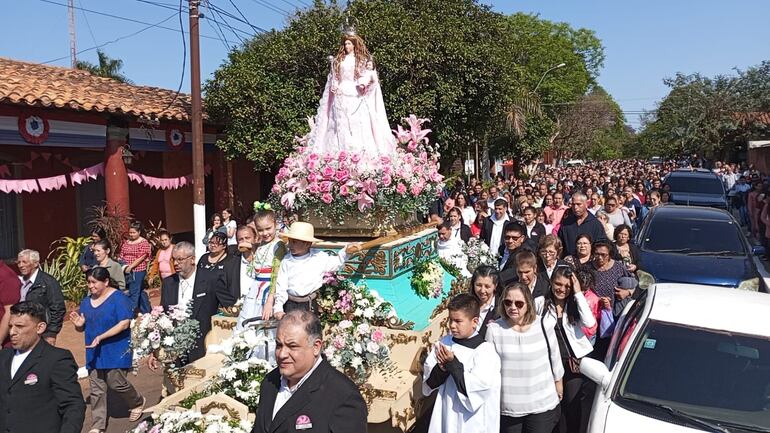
[581,283,770,433]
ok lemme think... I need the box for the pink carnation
[396,183,407,195]
[411,183,424,195]
[371,328,385,343]
[321,193,333,204]
[333,336,345,349]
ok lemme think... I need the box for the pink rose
[380,155,391,165]
[351,153,361,163]
[382,165,392,175]
[371,329,385,343]
[308,153,319,161]
[308,182,320,194]
[338,151,348,161]
[382,174,392,187]
[323,153,333,163]
[320,181,333,193]
[411,183,424,195]
[335,169,350,183]
[308,173,319,183]
[271,184,281,194]
[321,193,333,204]
[340,185,350,196]
[322,166,335,179]
[396,183,407,195]
[307,160,318,171]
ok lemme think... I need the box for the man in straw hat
[273,222,361,319]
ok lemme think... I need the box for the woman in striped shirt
[485,282,563,433]
[119,221,152,315]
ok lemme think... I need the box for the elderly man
[154,241,236,364]
[0,302,85,433]
[251,310,367,433]
[16,249,65,345]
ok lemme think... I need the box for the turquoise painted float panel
[319,229,455,330]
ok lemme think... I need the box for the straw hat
[280,221,322,243]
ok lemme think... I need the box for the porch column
[104,125,130,217]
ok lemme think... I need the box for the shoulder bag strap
[540,308,555,377]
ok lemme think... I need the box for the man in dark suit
[16,249,66,345]
[499,223,538,285]
[515,251,551,299]
[521,206,547,242]
[252,310,367,433]
[0,301,85,433]
[154,241,236,364]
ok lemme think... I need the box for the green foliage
[41,237,90,303]
[204,1,607,170]
[75,50,133,84]
[178,389,209,409]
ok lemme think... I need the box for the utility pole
[67,0,77,67]
[189,0,206,259]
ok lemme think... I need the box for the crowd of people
[0,157,766,433]
[425,157,766,433]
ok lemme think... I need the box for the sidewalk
[55,289,164,433]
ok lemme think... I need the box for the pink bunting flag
[41,152,52,161]
[38,175,67,192]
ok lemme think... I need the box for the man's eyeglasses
[173,255,194,262]
[503,299,525,309]
[504,235,523,241]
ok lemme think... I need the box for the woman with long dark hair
[536,267,596,433]
[69,267,144,432]
[468,265,502,338]
[119,220,151,314]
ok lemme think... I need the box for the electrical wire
[155,0,187,115]
[208,1,267,34]
[202,0,233,50]
[209,3,246,45]
[38,0,220,41]
[42,12,177,64]
[248,0,290,17]
[78,0,99,47]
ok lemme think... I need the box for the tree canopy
[75,50,133,84]
[204,0,608,171]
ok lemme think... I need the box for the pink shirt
[544,205,568,234]
[158,247,174,279]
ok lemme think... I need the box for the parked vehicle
[582,283,770,433]
[635,205,766,292]
[663,169,727,209]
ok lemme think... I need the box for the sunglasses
[503,299,526,309]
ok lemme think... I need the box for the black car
[663,168,728,209]
[635,205,766,292]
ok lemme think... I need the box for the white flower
[356,323,370,335]
[350,356,362,368]
[162,336,174,346]
[338,320,353,329]
[353,343,362,353]
[363,307,374,319]
[366,341,380,353]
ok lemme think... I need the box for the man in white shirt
[273,223,361,320]
[482,199,510,256]
[437,223,470,278]
[251,311,366,433]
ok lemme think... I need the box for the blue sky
[3,0,769,128]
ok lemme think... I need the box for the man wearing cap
[273,222,361,320]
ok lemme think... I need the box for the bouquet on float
[460,237,500,274]
[208,326,272,365]
[411,258,445,299]
[317,273,394,326]
[130,305,199,364]
[129,411,251,433]
[271,115,444,225]
[323,320,392,384]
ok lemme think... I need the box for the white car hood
[604,403,704,433]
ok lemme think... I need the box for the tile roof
[0,57,201,122]
[735,112,770,125]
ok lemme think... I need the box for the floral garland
[458,237,500,274]
[410,258,445,299]
[130,411,251,433]
[271,115,444,226]
[131,305,200,365]
[316,273,395,384]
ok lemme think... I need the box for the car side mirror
[752,245,765,256]
[580,358,612,392]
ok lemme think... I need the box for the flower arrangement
[324,321,392,384]
[129,411,251,433]
[208,327,271,365]
[130,305,200,365]
[459,237,500,274]
[271,115,444,225]
[410,258,446,299]
[316,273,394,326]
[208,357,272,412]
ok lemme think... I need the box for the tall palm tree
[505,89,542,137]
[75,50,133,84]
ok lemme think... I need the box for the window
[643,218,745,255]
[608,290,647,369]
[0,191,20,259]
[665,176,724,195]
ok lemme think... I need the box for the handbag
[540,309,581,374]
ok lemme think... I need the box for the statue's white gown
[309,53,396,157]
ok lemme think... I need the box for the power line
[133,0,189,12]
[208,2,267,34]
[274,0,309,10]
[202,1,233,50]
[38,0,221,41]
[78,0,99,47]
[248,0,290,17]
[42,12,178,64]
[156,0,187,114]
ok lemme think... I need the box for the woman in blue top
[69,267,145,433]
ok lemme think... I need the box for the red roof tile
[0,57,200,122]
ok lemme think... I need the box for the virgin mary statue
[308,33,396,157]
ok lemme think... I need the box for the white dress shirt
[488,215,509,255]
[10,349,32,379]
[177,271,196,310]
[272,355,323,420]
[273,248,348,314]
[239,255,258,299]
[19,269,39,301]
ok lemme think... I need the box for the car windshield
[617,321,770,430]
[643,217,745,254]
[666,176,724,195]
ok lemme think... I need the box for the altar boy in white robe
[422,294,501,433]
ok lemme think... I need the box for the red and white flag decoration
[18,114,50,144]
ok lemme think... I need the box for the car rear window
[643,217,745,254]
[665,176,724,195]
